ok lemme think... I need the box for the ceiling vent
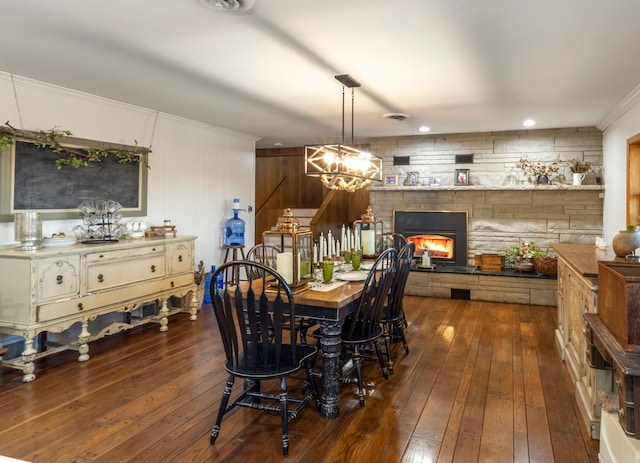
[198,0,256,13]
[383,113,410,121]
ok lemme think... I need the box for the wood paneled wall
[255,147,369,242]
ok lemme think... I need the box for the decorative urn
[612,229,640,257]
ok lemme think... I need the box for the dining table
[293,270,368,419]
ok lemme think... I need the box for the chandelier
[305,75,382,193]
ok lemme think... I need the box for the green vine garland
[0,121,150,169]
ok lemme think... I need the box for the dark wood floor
[0,296,599,462]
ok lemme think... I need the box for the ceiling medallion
[197,0,256,13]
[383,113,410,121]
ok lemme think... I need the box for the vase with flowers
[566,158,592,185]
[516,156,560,184]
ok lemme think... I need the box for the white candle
[276,252,294,284]
[421,253,431,267]
[319,233,325,262]
[361,229,375,256]
[313,244,318,264]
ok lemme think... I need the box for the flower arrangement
[194,260,205,285]
[515,156,559,178]
[566,158,592,174]
[501,240,545,265]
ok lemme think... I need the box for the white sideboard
[0,235,197,382]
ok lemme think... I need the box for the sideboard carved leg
[78,320,90,362]
[21,337,36,382]
[189,291,198,321]
[319,320,343,419]
[159,299,169,332]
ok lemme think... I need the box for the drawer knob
[178,255,183,262]
[97,274,104,283]
[170,281,175,288]
[56,275,63,285]
[77,303,84,311]
[151,264,156,273]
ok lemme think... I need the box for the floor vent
[451,288,471,300]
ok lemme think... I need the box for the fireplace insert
[393,211,468,266]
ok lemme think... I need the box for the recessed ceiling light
[273,142,283,146]
[418,126,430,133]
[522,119,536,127]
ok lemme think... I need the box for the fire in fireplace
[393,211,468,266]
[407,234,454,259]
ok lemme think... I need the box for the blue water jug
[223,198,245,246]
[203,265,215,304]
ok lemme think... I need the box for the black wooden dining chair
[381,232,407,253]
[340,247,397,407]
[246,244,316,344]
[381,241,415,374]
[245,243,280,271]
[208,260,318,457]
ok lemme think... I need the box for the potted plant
[501,240,545,272]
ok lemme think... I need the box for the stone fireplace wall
[368,128,604,264]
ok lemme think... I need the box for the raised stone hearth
[406,264,557,306]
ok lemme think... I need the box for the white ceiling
[2,0,640,149]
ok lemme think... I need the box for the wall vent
[455,154,474,164]
[393,156,410,166]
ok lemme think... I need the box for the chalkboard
[1,138,147,221]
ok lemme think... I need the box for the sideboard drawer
[38,298,86,322]
[36,256,81,303]
[85,244,165,264]
[87,255,166,292]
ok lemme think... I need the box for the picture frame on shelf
[384,174,399,186]
[428,177,441,187]
[404,171,420,186]
[455,169,470,186]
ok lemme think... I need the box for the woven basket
[531,255,558,276]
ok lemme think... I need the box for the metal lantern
[353,206,384,259]
[262,208,314,290]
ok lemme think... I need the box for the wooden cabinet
[554,243,619,439]
[0,236,197,382]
